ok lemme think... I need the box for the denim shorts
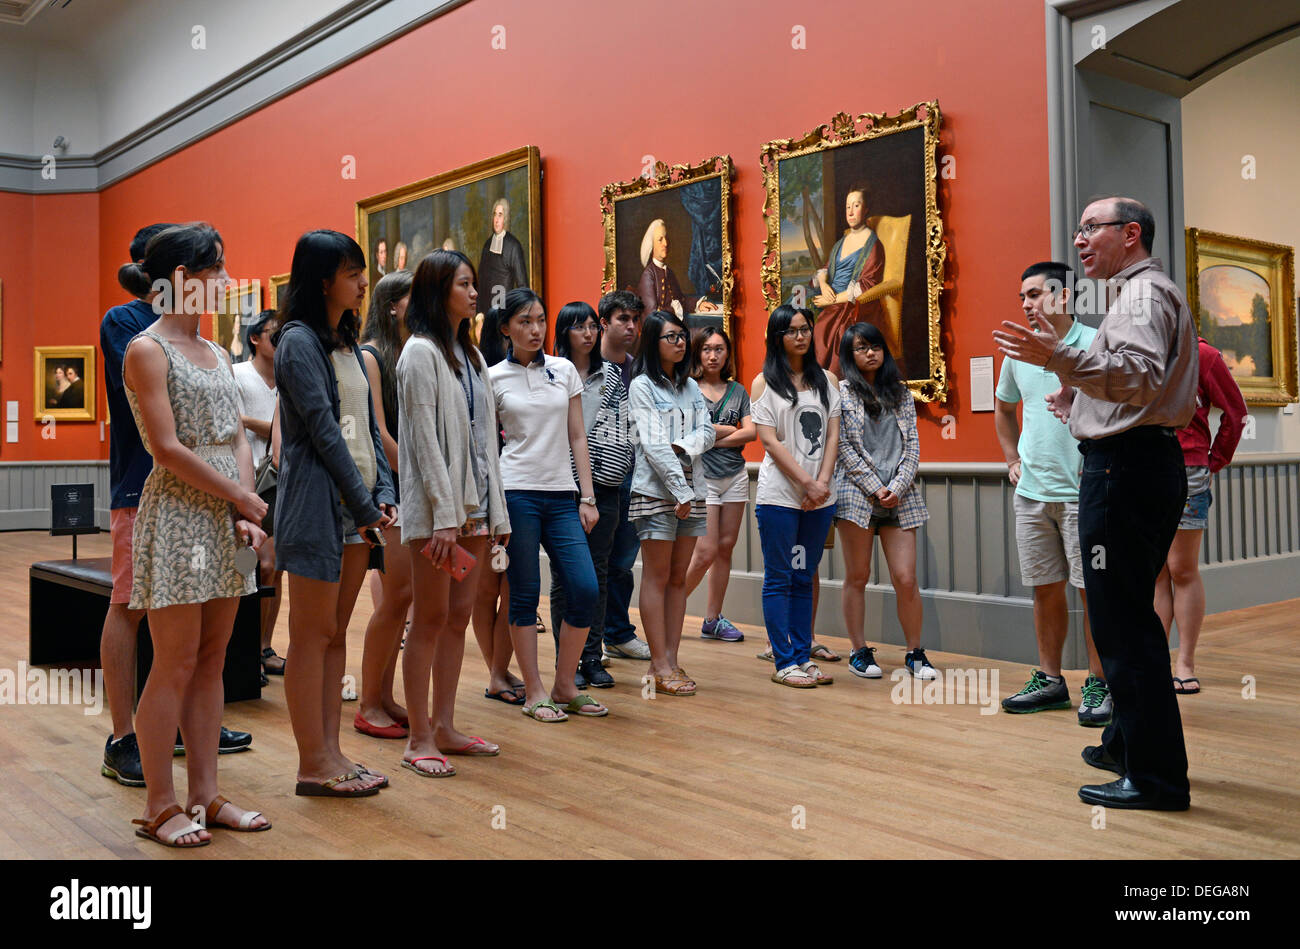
[634,511,707,542]
[339,503,366,545]
[1179,489,1212,530]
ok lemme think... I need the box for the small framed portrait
[212,281,261,364]
[1186,228,1297,406]
[760,101,948,400]
[356,146,542,319]
[600,155,734,335]
[35,346,97,421]
[267,272,289,311]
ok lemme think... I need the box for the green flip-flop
[561,694,609,717]
[521,698,568,723]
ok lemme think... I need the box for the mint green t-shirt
[995,320,1098,502]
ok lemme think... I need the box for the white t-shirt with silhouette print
[753,380,841,510]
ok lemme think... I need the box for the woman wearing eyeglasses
[628,310,715,695]
[751,305,840,688]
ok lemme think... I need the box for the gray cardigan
[396,335,509,541]
[273,321,396,581]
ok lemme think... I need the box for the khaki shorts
[110,507,138,605]
[1014,494,1083,588]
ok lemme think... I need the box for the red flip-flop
[445,736,500,757]
[353,712,409,739]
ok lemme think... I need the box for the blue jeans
[602,474,639,645]
[505,490,598,629]
[756,503,836,672]
[550,482,621,663]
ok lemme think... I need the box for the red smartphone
[421,537,477,581]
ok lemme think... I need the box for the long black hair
[633,309,690,390]
[553,301,603,373]
[839,322,905,417]
[763,304,828,409]
[361,270,414,427]
[406,249,481,374]
[488,287,544,364]
[275,229,366,351]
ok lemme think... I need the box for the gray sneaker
[1001,669,1072,713]
[604,636,651,660]
[1077,674,1113,727]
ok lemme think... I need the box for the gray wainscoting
[544,455,1300,666]
[0,460,112,532]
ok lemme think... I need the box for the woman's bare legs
[878,526,922,650]
[1159,529,1205,680]
[472,568,522,695]
[430,536,496,750]
[359,525,411,726]
[641,537,698,678]
[285,546,381,791]
[838,520,876,652]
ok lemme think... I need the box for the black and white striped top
[571,362,635,488]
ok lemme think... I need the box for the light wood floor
[2,529,1297,860]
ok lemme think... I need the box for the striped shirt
[569,361,634,488]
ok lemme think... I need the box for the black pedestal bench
[29,557,264,702]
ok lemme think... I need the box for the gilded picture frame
[760,101,947,401]
[1186,228,1297,406]
[267,272,289,310]
[213,281,261,364]
[600,155,734,336]
[356,146,543,321]
[34,345,97,421]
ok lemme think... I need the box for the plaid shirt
[835,381,928,530]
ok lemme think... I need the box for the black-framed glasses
[784,326,812,338]
[660,332,688,344]
[1073,221,1124,240]
[852,343,884,354]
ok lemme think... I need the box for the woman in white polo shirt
[489,289,607,723]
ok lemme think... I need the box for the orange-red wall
[6,0,1050,464]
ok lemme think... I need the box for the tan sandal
[132,804,210,848]
[771,665,818,689]
[673,666,697,688]
[810,641,842,662]
[756,646,774,662]
[204,795,271,832]
[655,673,696,696]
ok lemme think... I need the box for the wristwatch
[579,496,597,505]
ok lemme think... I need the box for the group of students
[96,220,936,848]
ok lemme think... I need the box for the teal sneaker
[1077,674,1113,727]
[1001,669,1071,713]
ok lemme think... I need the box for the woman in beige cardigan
[396,250,511,776]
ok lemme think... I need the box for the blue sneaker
[904,648,938,680]
[848,646,882,678]
[701,615,744,642]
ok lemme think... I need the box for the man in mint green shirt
[994,261,1109,725]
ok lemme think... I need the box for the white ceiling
[0,0,359,155]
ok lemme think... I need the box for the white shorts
[705,469,749,506]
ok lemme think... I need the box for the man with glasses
[995,262,1109,725]
[994,197,1197,811]
[598,290,654,661]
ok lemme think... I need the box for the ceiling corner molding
[3,0,469,194]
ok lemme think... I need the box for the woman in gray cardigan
[397,250,510,776]
[273,230,396,797]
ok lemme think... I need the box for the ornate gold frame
[34,345,96,422]
[356,146,543,318]
[1186,228,1297,406]
[759,101,947,401]
[600,155,735,336]
[267,272,289,310]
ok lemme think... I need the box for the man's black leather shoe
[1082,745,1124,776]
[1078,776,1189,811]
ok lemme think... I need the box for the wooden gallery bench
[29,557,264,702]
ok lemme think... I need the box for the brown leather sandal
[655,673,696,696]
[204,795,271,832]
[132,804,210,848]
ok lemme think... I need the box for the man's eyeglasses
[1073,221,1124,240]
[660,332,688,344]
[784,326,812,338]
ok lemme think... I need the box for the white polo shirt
[489,353,584,492]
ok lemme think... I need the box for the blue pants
[504,490,598,629]
[602,474,639,645]
[756,503,836,671]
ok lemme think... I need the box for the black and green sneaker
[1077,674,1113,727]
[1001,669,1072,713]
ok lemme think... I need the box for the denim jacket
[628,374,715,504]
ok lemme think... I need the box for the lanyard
[457,348,476,424]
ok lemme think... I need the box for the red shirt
[1177,339,1247,472]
